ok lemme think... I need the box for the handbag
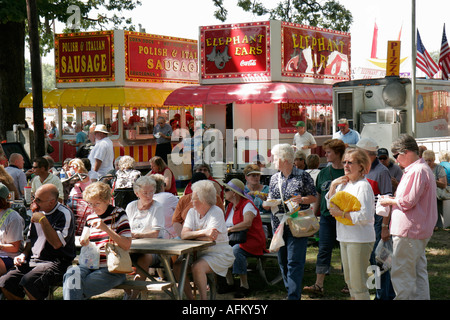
[228,230,248,246]
[105,212,133,274]
[286,208,320,238]
[277,174,319,238]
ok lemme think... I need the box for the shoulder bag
[105,211,133,274]
[278,174,319,238]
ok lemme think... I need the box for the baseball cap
[0,183,10,200]
[294,121,305,127]
[356,138,378,152]
[337,118,348,127]
[377,148,389,158]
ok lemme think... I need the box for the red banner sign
[55,31,114,83]
[278,103,305,133]
[125,32,198,84]
[281,23,351,81]
[200,22,270,81]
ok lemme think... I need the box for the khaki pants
[340,242,374,300]
[391,236,430,300]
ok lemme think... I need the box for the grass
[50,227,450,301]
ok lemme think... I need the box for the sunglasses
[393,152,403,160]
[342,161,354,166]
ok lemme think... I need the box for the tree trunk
[0,21,27,141]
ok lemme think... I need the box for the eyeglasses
[32,166,39,169]
[87,202,103,208]
[378,157,388,161]
[341,161,354,166]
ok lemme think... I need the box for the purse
[278,174,319,238]
[228,230,248,246]
[105,212,133,274]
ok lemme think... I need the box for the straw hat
[220,178,250,199]
[94,124,109,134]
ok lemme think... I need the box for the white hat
[94,124,109,134]
[356,137,378,152]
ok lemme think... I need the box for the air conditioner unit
[377,108,396,123]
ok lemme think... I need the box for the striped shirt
[85,205,131,267]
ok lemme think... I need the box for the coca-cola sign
[200,21,270,81]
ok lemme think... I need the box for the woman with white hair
[113,155,141,209]
[124,176,165,299]
[115,156,141,189]
[264,143,317,300]
[173,180,234,300]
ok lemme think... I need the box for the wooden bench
[255,252,282,285]
[115,280,173,300]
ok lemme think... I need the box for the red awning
[163,82,332,106]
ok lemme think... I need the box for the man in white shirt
[88,124,114,181]
[30,157,64,202]
[292,121,317,157]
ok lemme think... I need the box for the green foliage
[212,0,353,32]
[0,0,141,55]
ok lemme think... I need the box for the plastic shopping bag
[79,242,100,269]
[375,239,393,272]
[269,221,285,253]
[78,227,100,269]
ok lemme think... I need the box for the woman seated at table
[183,163,224,199]
[62,182,132,300]
[221,178,266,298]
[244,164,269,212]
[173,180,234,300]
[147,156,177,196]
[124,176,165,299]
[172,172,225,238]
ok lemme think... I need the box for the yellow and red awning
[20,87,174,108]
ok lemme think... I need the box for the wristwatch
[381,223,389,228]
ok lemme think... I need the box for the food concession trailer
[163,20,351,175]
[19,30,200,171]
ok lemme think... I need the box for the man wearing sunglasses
[30,157,64,203]
[0,184,76,300]
[379,134,437,300]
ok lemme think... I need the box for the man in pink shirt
[380,135,437,300]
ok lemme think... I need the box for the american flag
[416,30,439,78]
[439,25,450,80]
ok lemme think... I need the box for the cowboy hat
[220,178,250,200]
[94,124,109,134]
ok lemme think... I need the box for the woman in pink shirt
[380,135,437,300]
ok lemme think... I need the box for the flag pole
[411,0,416,137]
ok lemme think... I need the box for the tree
[212,0,353,32]
[0,0,141,140]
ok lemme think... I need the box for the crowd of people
[0,118,445,300]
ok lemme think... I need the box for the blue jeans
[63,265,126,300]
[232,245,257,275]
[277,224,308,300]
[371,214,395,300]
[316,214,337,274]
